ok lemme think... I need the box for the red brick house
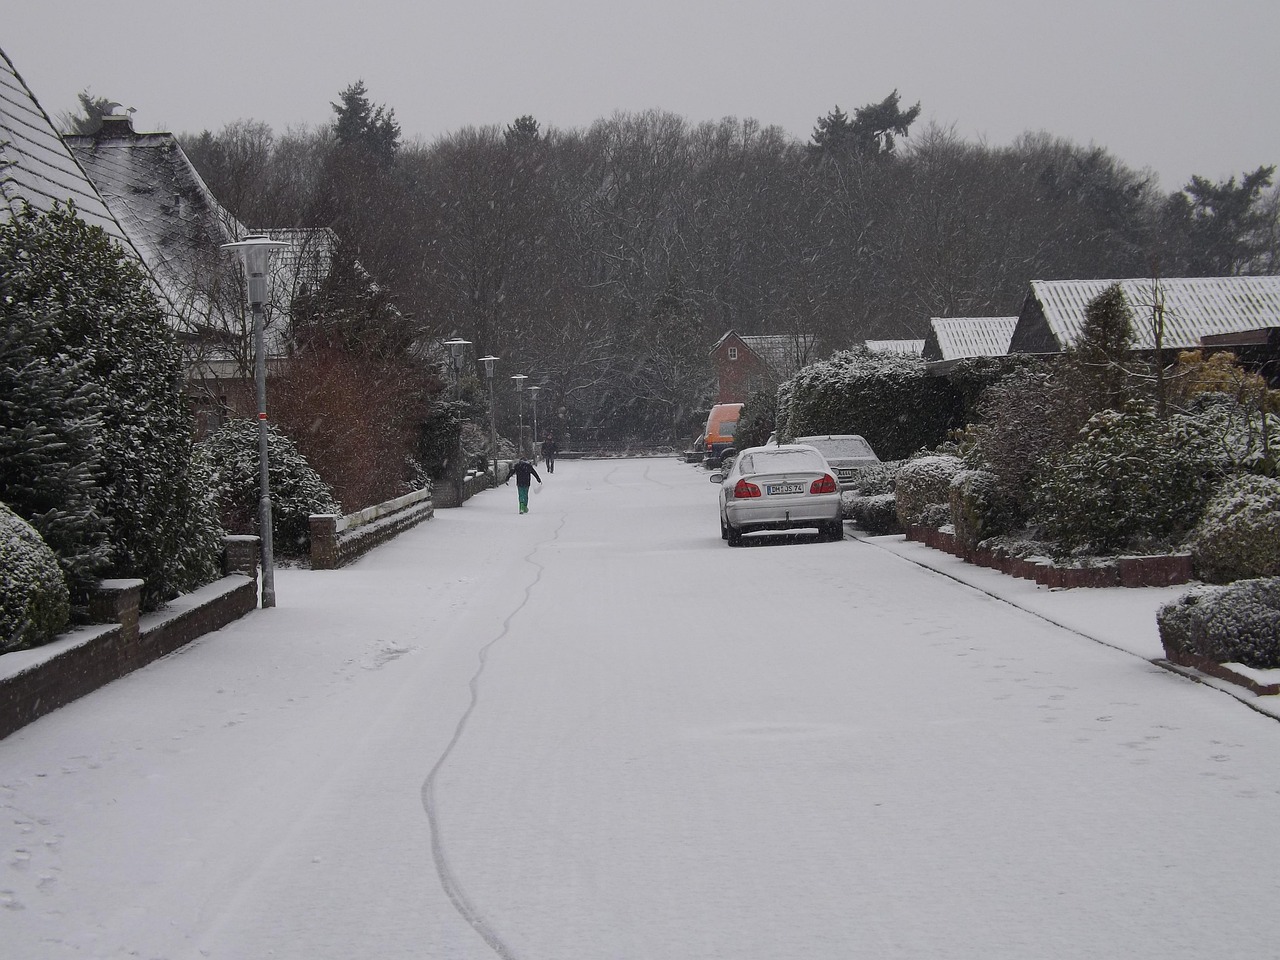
[709,330,816,403]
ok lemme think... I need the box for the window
[728,346,738,360]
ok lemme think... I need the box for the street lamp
[528,385,541,452]
[442,339,471,505]
[511,374,528,457]
[442,338,470,399]
[479,355,499,479]
[221,234,290,609]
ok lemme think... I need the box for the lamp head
[221,235,290,307]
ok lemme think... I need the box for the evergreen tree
[1179,165,1277,275]
[0,204,221,609]
[331,80,401,162]
[1066,283,1138,412]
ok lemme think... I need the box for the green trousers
[517,484,530,513]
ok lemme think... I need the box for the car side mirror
[709,473,725,483]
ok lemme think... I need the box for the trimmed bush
[1187,475,1280,583]
[949,468,1014,550]
[1158,579,1280,668]
[846,493,901,534]
[895,454,963,528]
[197,420,340,557]
[1033,409,1220,554]
[1,501,70,652]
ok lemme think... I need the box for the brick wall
[0,539,260,740]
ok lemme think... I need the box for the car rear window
[798,437,876,459]
[740,449,824,473]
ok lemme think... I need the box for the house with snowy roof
[64,111,336,427]
[709,330,817,403]
[921,317,1019,373]
[1009,277,1280,355]
[863,339,925,357]
[0,47,140,258]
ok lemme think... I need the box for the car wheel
[824,520,844,541]
[726,524,743,547]
[720,514,729,540]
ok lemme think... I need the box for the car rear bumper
[725,498,841,530]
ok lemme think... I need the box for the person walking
[506,456,542,514]
[540,434,557,474]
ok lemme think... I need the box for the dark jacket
[510,460,541,487]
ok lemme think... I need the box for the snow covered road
[4,457,1280,959]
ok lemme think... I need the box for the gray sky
[6,0,1278,191]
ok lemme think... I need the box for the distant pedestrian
[540,434,557,473]
[506,456,542,514]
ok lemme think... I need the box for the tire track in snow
[420,513,567,960]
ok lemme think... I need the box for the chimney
[96,113,136,139]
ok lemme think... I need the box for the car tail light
[810,474,838,494]
[733,479,762,498]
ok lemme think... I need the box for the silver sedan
[710,444,844,546]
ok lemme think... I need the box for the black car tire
[726,523,744,547]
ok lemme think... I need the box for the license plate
[766,482,804,495]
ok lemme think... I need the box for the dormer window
[728,346,738,360]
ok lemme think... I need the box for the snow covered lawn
[3,457,1280,959]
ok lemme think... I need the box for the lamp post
[511,374,528,457]
[528,385,541,453]
[443,339,471,505]
[479,355,499,479]
[221,235,290,609]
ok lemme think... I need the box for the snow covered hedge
[197,420,340,556]
[846,493,900,534]
[894,455,963,529]
[1033,408,1221,554]
[949,468,1014,550]
[1,203,222,611]
[1,501,70,652]
[1157,578,1280,668]
[1186,475,1280,583]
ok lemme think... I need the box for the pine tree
[0,204,222,609]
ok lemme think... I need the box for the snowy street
[4,456,1280,959]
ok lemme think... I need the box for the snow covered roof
[740,333,817,376]
[1011,277,1280,354]
[864,339,925,356]
[65,115,247,316]
[922,317,1018,362]
[0,46,139,256]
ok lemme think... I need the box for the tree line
[72,85,1280,446]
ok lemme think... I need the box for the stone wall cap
[224,535,262,543]
[97,578,146,590]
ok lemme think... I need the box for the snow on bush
[1186,474,1280,583]
[1,501,70,652]
[894,454,963,529]
[949,468,1014,550]
[1157,578,1280,668]
[846,493,900,534]
[197,420,340,556]
[1034,408,1220,555]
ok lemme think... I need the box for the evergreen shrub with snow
[1034,408,1220,554]
[1186,475,1280,583]
[894,454,963,528]
[1,501,70,651]
[782,351,962,460]
[0,204,222,610]
[197,419,340,556]
[949,468,1014,550]
[846,493,901,534]
[1157,579,1280,668]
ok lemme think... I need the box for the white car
[710,444,844,546]
[793,435,880,491]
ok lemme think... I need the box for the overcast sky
[6,0,1277,192]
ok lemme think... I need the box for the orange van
[703,403,744,463]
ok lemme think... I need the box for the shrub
[1,203,222,609]
[1186,475,1280,583]
[894,454,963,528]
[734,389,777,451]
[0,501,70,652]
[197,420,340,557]
[846,493,901,534]
[843,460,902,497]
[1033,408,1220,554]
[949,468,1015,550]
[1157,579,1280,668]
